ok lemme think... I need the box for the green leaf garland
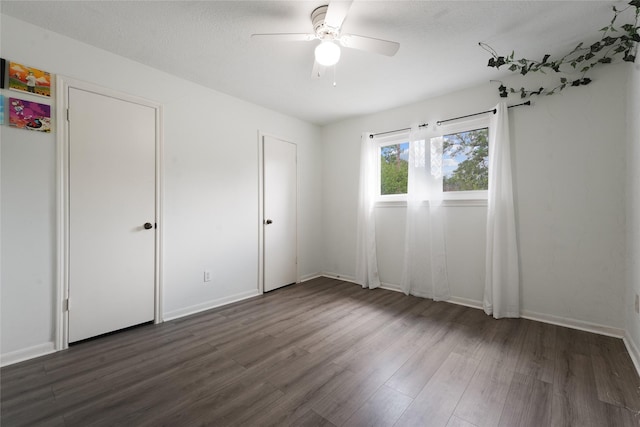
[480,1,639,98]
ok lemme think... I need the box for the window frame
[437,116,491,201]
[372,115,492,206]
[373,131,412,202]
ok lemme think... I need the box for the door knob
[265,219,273,225]
[144,222,153,230]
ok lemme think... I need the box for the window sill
[375,199,488,208]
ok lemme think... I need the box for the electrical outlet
[204,270,211,283]
[635,294,639,314]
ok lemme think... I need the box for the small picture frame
[8,97,51,133]
[8,61,51,98]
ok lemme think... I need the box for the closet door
[263,135,297,292]
[68,87,156,342]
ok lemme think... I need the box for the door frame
[257,132,299,293]
[55,76,164,350]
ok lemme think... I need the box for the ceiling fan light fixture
[315,40,341,66]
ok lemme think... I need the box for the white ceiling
[0,1,623,125]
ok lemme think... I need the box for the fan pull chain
[333,64,337,87]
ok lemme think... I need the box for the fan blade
[325,0,353,29]
[251,33,316,42]
[311,60,326,79]
[340,34,400,56]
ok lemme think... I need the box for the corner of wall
[626,57,640,365]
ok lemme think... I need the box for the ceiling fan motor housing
[311,5,337,39]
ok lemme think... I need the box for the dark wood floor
[2,277,640,426]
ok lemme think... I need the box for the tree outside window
[442,128,488,192]
[380,142,409,195]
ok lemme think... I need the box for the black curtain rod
[436,100,531,126]
[369,123,428,139]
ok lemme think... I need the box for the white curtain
[355,132,381,289]
[400,127,450,300]
[484,102,520,318]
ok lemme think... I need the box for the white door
[68,87,156,343]
[263,136,297,292]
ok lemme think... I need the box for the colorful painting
[9,97,51,133]
[0,95,4,125]
[8,61,51,97]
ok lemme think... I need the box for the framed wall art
[8,61,51,97]
[9,97,51,132]
[0,58,5,89]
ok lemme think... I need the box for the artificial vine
[480,0,640,98]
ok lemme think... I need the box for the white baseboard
[1,342,56,367]
[320,272,359,285]
[299,273,323,282]
[163,289,261,321]
[624,334,640,377]
[448,296,483,310]
[520,310,624,338]
[380,282,403,293]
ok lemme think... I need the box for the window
[442,127,489,192]
[373,120,490,202]
[379,141,409,196]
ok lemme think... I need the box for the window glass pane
[380,142,409,195]
[442,128,489,192]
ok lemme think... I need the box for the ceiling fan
[251,1,400,78]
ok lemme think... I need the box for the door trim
[257,132,299,293]
[55,76,164,350]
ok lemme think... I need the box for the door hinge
[66,109,70,122]
[63,298,70,312]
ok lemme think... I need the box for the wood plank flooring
[2,277,640,426]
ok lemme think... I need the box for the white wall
[322,63,629,332]
[0,15,322,361]
[626,57,640,360]
[1,125,57,358]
